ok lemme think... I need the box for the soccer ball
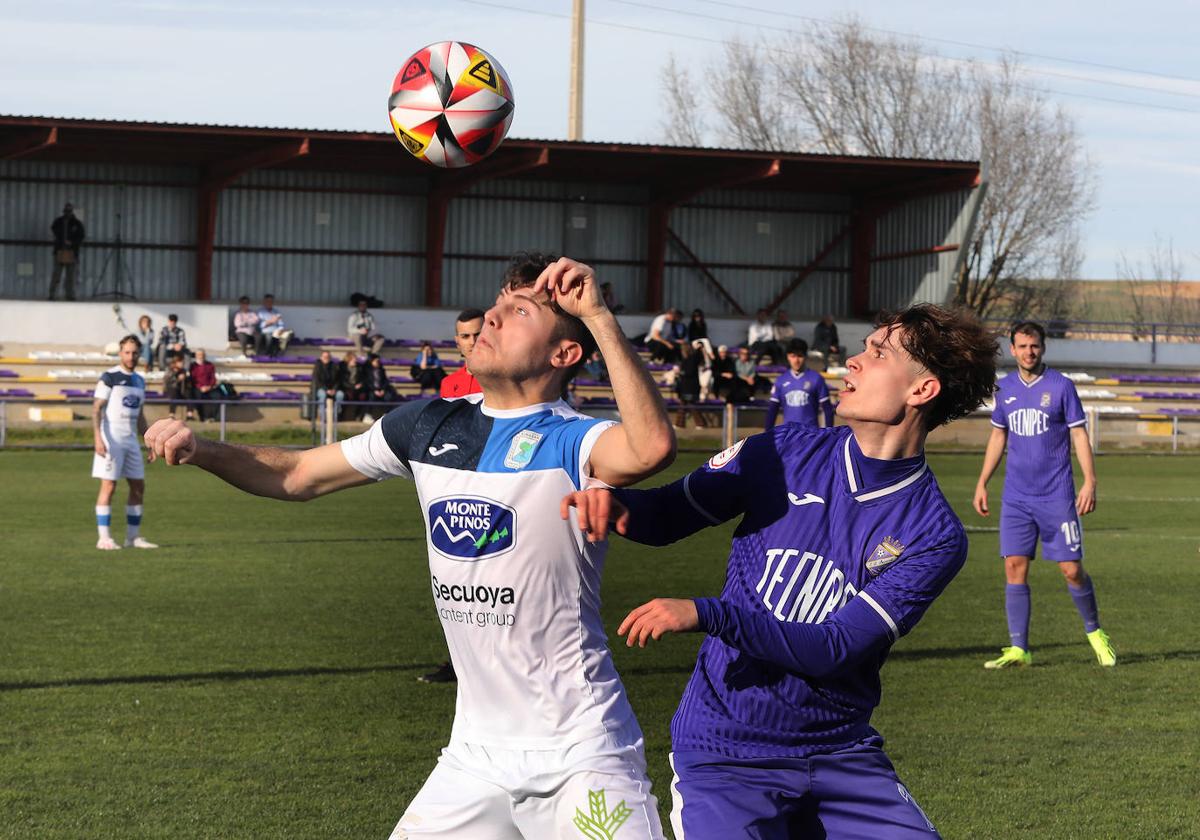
[387,41,516,168]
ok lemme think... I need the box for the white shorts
[92,439,145,481]
[391,719,664,840]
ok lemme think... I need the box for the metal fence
[1,398,1197,453]
[985,319,1200,363]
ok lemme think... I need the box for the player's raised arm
[144,417,372,501]
[536,257,675,486]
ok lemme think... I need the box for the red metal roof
[0,114,978,195]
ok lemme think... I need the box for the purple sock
[1068,576,1100,633]
[1005,584,1031,650]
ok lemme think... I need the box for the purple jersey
[769,369,830,427]
[990,367,1086,500]
[614,425,967,760]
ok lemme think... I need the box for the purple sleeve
[1063,379,1087,427]
[990,396,1006,428]
[764,402,779,430]
[695,525,966,678]
[817,377,833,426]
[613,433,772,545]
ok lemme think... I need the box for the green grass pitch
[1,448,1198,838]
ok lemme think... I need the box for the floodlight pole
[568,0,585,140]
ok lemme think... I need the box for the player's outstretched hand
[618,598,700,648]
[560,487,629,543]
[532,257,607,322]
[1076,481,1096,516]
[972,484,989,517]
[144,417,198,465]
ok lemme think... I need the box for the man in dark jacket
[812,314,842,367]
[311,350,345,424]
[49,203,85,301]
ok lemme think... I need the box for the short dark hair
[263,293,275,300]
[238,295,250,304]
[167,313,178,321]
[457,308,485,324]
[874,304,998,431]
[118,334,142,351]
[502,251,596,383]
[1010,321,1046,345]
[786,338,809,356]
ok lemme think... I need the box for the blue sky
[1,0,1197,278]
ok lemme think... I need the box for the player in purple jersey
[563,304,998,839]
[764,338,834,430]
[974,321,1115,669]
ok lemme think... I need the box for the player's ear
[907,373,941,409]
[549,338,583,371]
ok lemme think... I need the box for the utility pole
[568,0,585,140]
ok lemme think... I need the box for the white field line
[964,525,1200,541]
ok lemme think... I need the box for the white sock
[126,505,143,541]
[96,505,112,540]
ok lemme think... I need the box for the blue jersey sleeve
[695,521,967,678]
[1063,379,1087,427]
[614,432,776,545]
[817,377,833,426]
[990,386,1006,428]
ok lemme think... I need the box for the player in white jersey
[93,335,156,550]
[143,254,675,838]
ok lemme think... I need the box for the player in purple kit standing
[563,304,998,838]
[764,338,834,430]
[973,321,1115,669]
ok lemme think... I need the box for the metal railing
[985,319,1200,364]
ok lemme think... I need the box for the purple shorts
[669,737,940,839]
[999,495,1084,562]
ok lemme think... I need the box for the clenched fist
[144,418,199,465]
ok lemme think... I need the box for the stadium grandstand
[1,114,1198,450]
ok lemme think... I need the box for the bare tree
[661,54,706,147]
[659,20,1095,320]
[1117,237,1200,340]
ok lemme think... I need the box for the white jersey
[94,365,146,441]
[341,394,637,750]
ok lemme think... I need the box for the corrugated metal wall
[0,160,196,300]
[1,157,977,314]
[213,170,427,305]
[869,188,974,311]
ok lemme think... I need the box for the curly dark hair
[501,251,597,384]
[875,304,998,430]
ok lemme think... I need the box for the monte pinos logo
[427,495,516,561]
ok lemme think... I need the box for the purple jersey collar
[838,432,928,503]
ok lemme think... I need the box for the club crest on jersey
[1040,392,1052,407]
[707,438,746,470]
[504,430,543,469]
[866,536,906,576]
[121,394,141,409]
[428,495,516,561]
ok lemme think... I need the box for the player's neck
[1018,363,1045,383]
[476,373,564,410]
[846,417,926,460]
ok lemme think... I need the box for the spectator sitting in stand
[687,308,709,343]
[348,299,386,356]
[747,308,782,365]
[162,355,194,421]
[712,344,737,400]
[233,296,261,357]
[189,349,219,422]
[730,346,770,404]
[645,307,681,363]
[135,315,155,372]
[310,349,345,425]
[257,294,293,357]
[411,341,446,396]
[601,281,624,314]
[812,314,842,368]
[772,309,796,352]
[364,353,397,419]
[157,314,190,371]
[674,341,711,429]
[584,349,609,383]
[341,351,368,421]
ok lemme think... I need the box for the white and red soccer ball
[388,41,516,168]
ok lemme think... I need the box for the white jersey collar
[479,397,568,419]
[841,435,928,503]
